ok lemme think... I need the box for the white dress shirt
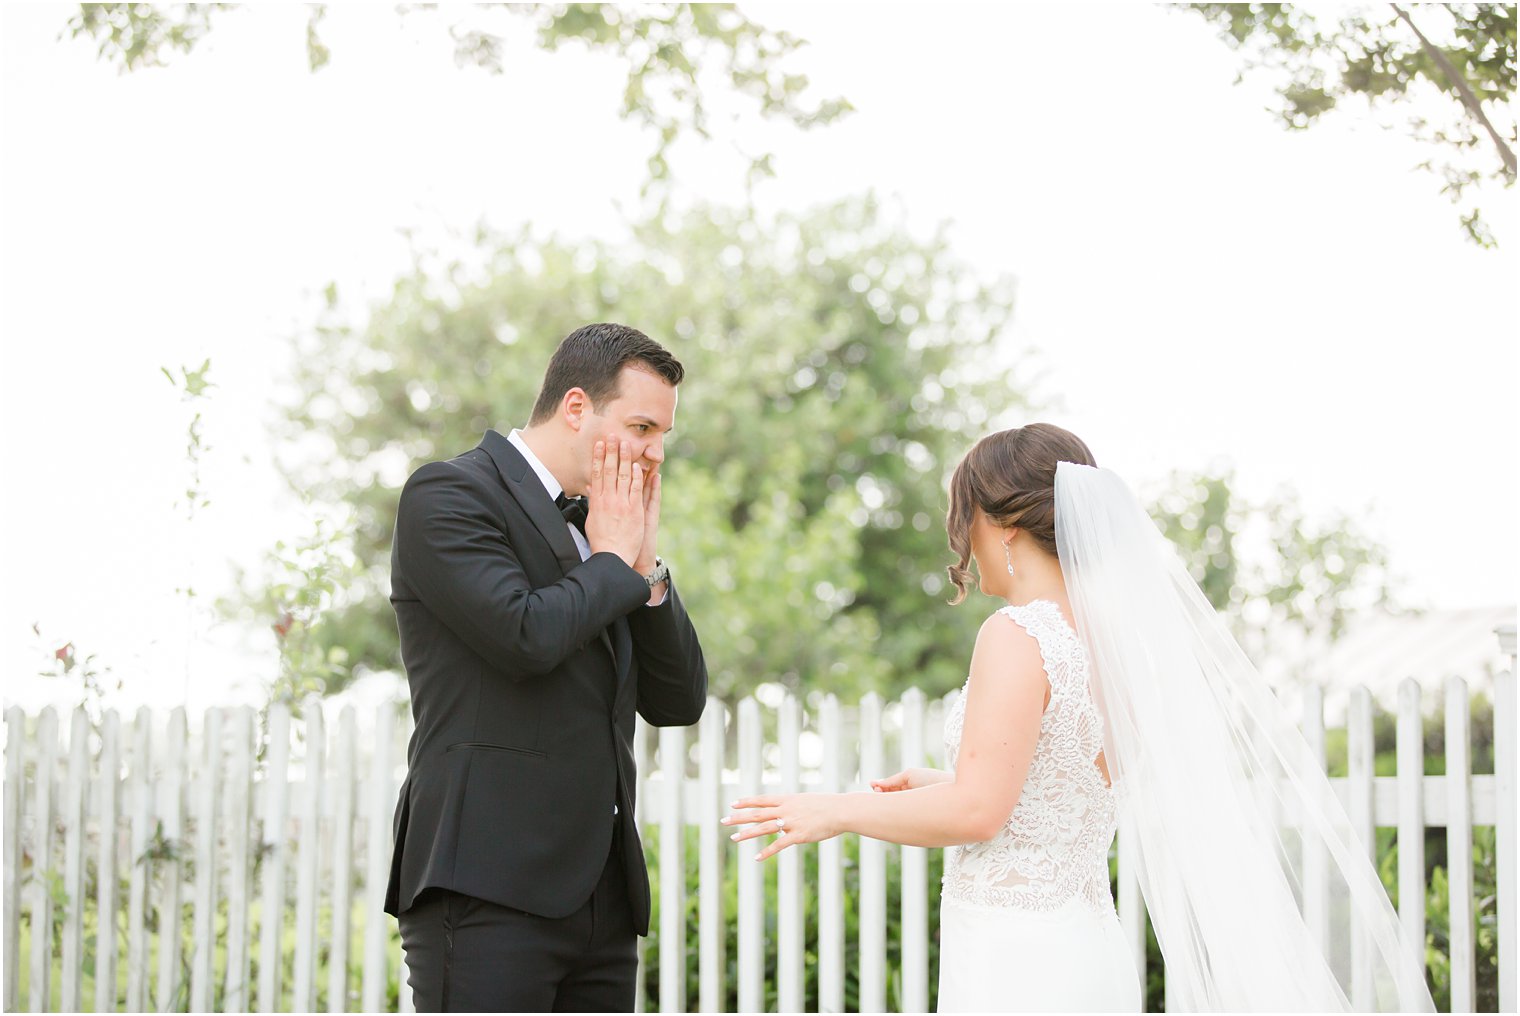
[509,428,590,561]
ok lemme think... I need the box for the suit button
[613,804,619,816]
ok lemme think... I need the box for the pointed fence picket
[1398,678,1427,978]
[328,705,358,1014]
[255,703,291,1014]
[2,626,1515,1013]
[59,708,87,1014]
[94,710,120,1014]
[156,707,186,1014]
[1349,686,1376,1008]
[189,706,222,1012]
[696,696,726,1014]
[631,716,649,1016]
[361,702,394,1015]
[123,708,150,1013]
[28,706,57,1014]
[857,691,887,1013]
[1497,625,1517,1014]
[4,705,23,1013]
[224,706,255,1012]
[899,689,929,1015]
[1448,679,1476,1013]
[291,697,324,1014]
[657,722,685,1016]
[734,696,763,1014]
[777,694,803,1014]
[816,694,846,1015]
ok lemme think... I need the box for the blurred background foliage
[230,195,1021,704]
[65,2,852,195]
[221,193,1394,708]
[1179,3,1516,246]
[65,2,1400,706]
[70,3,1515,242]
[34,6,1498,1009]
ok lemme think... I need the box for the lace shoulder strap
[995,600,1084,697]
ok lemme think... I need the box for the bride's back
[941,599,1118,916]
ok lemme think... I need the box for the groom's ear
[562,387,589,431]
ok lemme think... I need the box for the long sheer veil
[1053,461,1433,1011]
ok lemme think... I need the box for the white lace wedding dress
[938,599,1141,1012]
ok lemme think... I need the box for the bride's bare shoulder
[961,610,1051,725]
[969,609,1047,685]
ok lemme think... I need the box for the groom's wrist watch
[642,556,669,589]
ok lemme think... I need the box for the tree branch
[1390,3,1517,178]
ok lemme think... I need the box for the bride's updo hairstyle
[946,423,1096,605]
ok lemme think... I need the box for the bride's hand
[722,793,842,862]
[870,767,952,792]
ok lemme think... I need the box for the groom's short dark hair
[528,323,685,425]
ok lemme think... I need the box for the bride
[722,424,1434,1012]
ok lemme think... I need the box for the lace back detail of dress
[941,600,1118,915]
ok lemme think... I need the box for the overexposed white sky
[2,2,1516,714]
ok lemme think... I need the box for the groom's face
[575,364,678,490]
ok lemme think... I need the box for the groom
[383,323,708,1011]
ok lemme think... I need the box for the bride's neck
[1001,551,1068,609]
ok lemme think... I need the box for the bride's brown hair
[945,423,1097,605]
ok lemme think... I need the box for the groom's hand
[633,459,666,604]
[586,437,645,567]
[632,458,661,575]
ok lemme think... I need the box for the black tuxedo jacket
[382,428,707,936]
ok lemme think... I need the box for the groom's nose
[642,435,666,465]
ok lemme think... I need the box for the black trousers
[398,824,637,1012]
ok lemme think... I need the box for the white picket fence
[3,626,1516,1013]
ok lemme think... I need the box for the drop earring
[1003,539,1015,576]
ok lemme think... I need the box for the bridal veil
[1053,461,1434,1012]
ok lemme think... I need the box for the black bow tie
[555,492,588,534]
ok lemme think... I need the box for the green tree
[1181,3,1517,246]
[1151,468,1394,658]
[248,195,1025,703]
[64,3,850,192]
[70,5,1403,702]
[248,200,1397,705]
[221,511,364,710]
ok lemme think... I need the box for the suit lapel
[483,431,583,575]
[479,430,616,663]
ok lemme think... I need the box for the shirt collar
[508,429,565,502]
